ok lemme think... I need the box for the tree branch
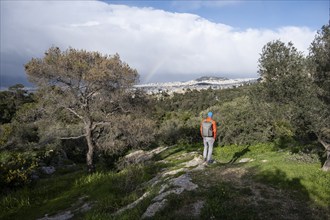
[66,107,84,120]
[316,133,330,150]
[119,104,130,113]
[92,121,112,130]
[60,134,86,140]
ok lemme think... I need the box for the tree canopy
[25,47,154,172]
[257,33,330,171]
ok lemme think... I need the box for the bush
[205,96,272,146]
[157,112,201,145]
[273,120,297,149]
[0,152,38,190]
[0,124,13,147]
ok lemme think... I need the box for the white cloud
[1,0,317,84]
[171,0,241,11]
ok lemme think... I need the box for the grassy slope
[1,144,329,220]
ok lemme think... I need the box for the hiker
[200,111,217,164]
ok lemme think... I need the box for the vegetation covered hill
[1,144,329,219]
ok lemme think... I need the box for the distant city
[134,76,258,95]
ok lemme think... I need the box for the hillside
[1,144,329,220]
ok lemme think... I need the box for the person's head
[207,111,213,118]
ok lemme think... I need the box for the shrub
[157,112,200,145]
[0,124,13,147]
[0,152,38,190]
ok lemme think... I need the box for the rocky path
[115,147,329,219]
[114,150,207,218]
[38,146,330,219]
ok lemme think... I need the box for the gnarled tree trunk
[322,147,330,171]
[85,122,95,173]
[318,136,330,171]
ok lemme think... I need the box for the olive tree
[258,38,330,171]
[258,40,309,104]
[25,47,154,173]
[308,25,330,171]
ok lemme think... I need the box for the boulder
[40,166,56,175]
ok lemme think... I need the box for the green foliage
[156,111,201,145]
[154,86,249,115]
[0,100,41,151]
[308,24,330,105]
[0,122,39,150]
[273,120,296,149]
[258,40,308,104]
[208,96,273,145]
[0,152,38,190]
[61,139,87,164]
[24,46,155,172]
[256,33,330,169]
[0,124,13,147]
[0,84,34,124]
[153,86,258,146]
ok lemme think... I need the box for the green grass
[200,183,258,220]
[1,143,329,219]
[0,163,161,220]
[213,143,330,207]
[0,170,85,219]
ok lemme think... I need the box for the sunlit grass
[1,143,329,219]
[213,143,330,207]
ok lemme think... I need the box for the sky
[0,0,329,88]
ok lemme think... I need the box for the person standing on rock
[200,111,217,165]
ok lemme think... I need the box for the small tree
[25,47,154,173]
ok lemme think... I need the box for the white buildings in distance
[135,76,258,95]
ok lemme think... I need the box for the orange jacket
[200,117,217,139]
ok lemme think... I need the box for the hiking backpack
[202,120,213,137]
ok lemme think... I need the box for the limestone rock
[170,174,198,191]
[40,166,56,175]
[142,199,168,219]
[37,211,73,220]
[238,158,254,163]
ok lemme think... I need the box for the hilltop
[135,76,257,94]
[195,76,229,81]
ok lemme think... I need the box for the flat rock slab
[40,166,56,175]
[192,200,205,217]
[239,158,254,163]
[162,167,187,177]
[119,146,168,167]
[142,173,199,218]
[183,156,204,168]
[153,188,185,201]
[37,211,73,220]
[142,199,168,219]
[170,174,198,191]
